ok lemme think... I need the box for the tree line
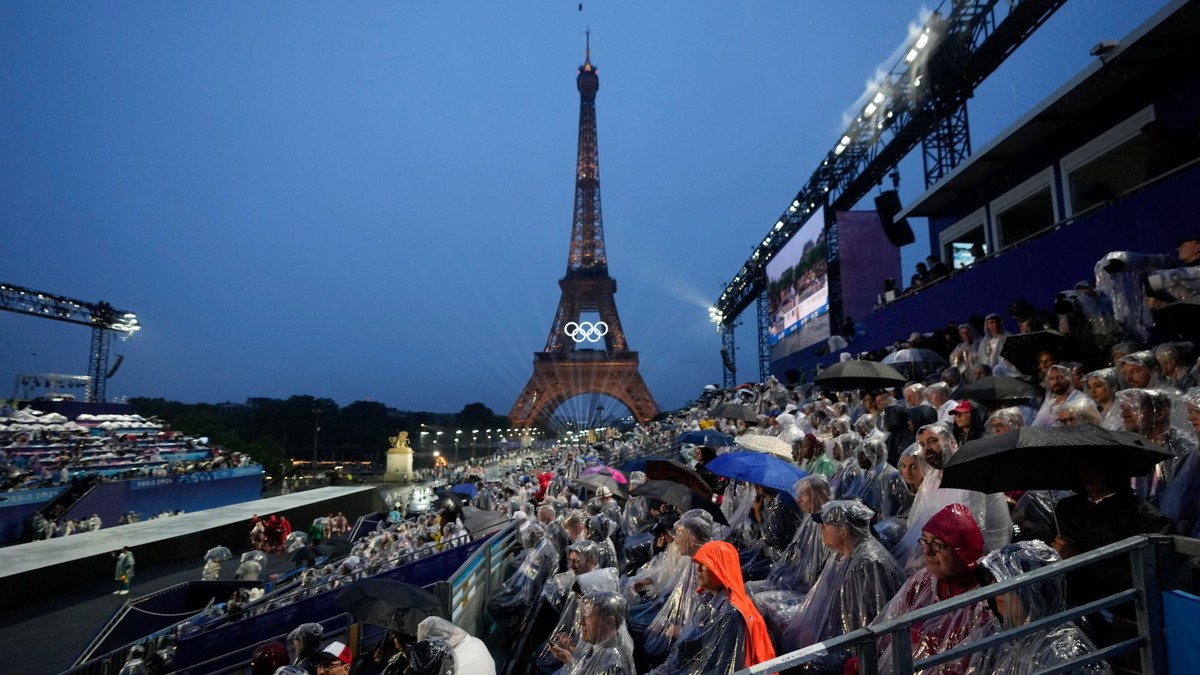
[128,395,511,472]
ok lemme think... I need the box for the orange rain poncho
[693,540,776,669]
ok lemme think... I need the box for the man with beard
[1032,364,1085,427]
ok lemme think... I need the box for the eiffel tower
[510,37,658,429]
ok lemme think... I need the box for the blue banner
[0,486,66,509]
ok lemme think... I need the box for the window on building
[990,167,1057,249]
[939,207,988,270]
[1061,106,1157,215]
[995,187,1055,247]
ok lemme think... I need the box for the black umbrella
[1152,298,1200,343]
[942,424,1173,493]
[632,480,728,525]
[433,490,464,516]
[577,473,628,499]
[952,376,1043,404]
[711,403,759,422]
[290,546,318,566]
[334,579,446,636]
[461,506,509,536]
[1000,330,1108,375]
[644,459,713,498]
[814,360,908,391]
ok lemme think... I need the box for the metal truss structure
[714,0,1068,327]
[0,282,140,403]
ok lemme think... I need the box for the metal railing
[63,518,520,675]
[437,521,519,640]
[737,534,1197,674]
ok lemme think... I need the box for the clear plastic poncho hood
[779,508,904,659]
[965,540,1111,675]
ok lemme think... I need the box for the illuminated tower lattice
[510,38,658,429]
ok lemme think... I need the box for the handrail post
[855,634,878,674]
[890,624,914,674]
[1131,536,1168,675]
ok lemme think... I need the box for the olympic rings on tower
[564,321,609,343]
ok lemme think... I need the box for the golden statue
[388,431,412,454]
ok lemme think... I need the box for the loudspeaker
[720,348,736,373]
[875,190,915,247]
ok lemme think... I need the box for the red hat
[313,641,352,666]
[922,503,983,569]
[952,400,972,413]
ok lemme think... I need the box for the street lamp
[472,429,479,457]
[454,429,462,462]
[312,408,322,467]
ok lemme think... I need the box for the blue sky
[0,1,1164,419]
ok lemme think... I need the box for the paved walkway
[0,548,300,675]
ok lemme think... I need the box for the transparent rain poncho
[622,472,653,535]
[1154,342,1198,391]
[648,541,774,675]
[964,541,1112,675]
[235,559,263,581]
[1157,393,1200,537]
[755,487,803,555]
[747,475,832,619]
[1084,368,1125,431]
[894,423,1011,571]
[284,531,308,553]
[486,531,561,633]
[950,324,982,381]
[562,591,636,675]
[778,501,904,659]
[585,515,619,569]
[287,622,324,666]
[876,442,922,551]
[1117,351,1167,392]
[417,616,497,674]
[839,439,909,519]
[534,568,625,675]
[407,636,454,675]
[1117,388,1197,502]
[640,512,716,664]
[202,559,221,581]
[621,514,684,605]
[542,540,603,614]
[1094,251,1175,342]
[876,505,993,675]
[828,435,865,500]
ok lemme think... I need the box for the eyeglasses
[918,538,951,554]
[1055,416,1076,426]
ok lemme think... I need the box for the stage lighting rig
[0,282,140,403]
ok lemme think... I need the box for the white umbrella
[735,433,795,460]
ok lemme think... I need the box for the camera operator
[1054,279,1121,348]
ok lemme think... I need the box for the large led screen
[767,207,830,359]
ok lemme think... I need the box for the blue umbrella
[704,451,806,493]
[618,456,664,474]
[450,482,478,499]
[674,430,736,447]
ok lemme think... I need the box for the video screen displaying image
[766,207,830,358]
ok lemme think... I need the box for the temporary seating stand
[736,534,1199,675]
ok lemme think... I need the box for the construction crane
[0,282,140,403]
